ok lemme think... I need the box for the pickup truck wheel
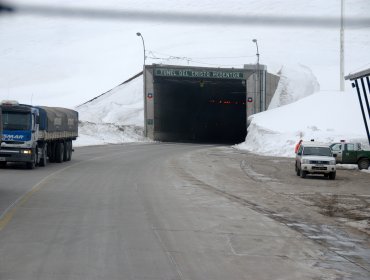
[357,158,370,170]
[300,169,307,178]
[328,172,336,180]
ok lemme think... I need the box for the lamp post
[252,39,260,66]
[136,32,146,65]
[252,39,260,112]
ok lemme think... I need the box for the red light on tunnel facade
[209,99,247,105]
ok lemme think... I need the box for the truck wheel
[63,141,69,162]
[300,169,307,178]
[55,142,64,163]
[26,152,37,169]
[0,162,7,168]
[49,143,55,163]
[67,141,72,161]
[39,145,47,167]
[328,172,336,180]
[358,158,370,170]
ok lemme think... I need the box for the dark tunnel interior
[153,76,247,144]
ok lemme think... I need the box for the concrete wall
[266,73,280,109]
[144,66,155,139]
[245,64,279,120]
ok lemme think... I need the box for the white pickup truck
[295,142,337,180]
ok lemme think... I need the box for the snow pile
[74,122,147,147]
[77,76,144,127]
[268,64,320,109]
[75,75,149,146]
[237,90,369,158]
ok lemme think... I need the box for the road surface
[0,143,369,280]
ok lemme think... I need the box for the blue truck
[0,100,78,169]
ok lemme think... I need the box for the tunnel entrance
[144,65,253,144]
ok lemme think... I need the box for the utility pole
[252,39,260,112]
[340,0,345,91]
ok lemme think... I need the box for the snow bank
[268,64,320,109]
[76,76,148,146]
[77,77,144,126]
[237,91,369,158]
[74,122,148,147]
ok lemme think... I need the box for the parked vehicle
[0,100,78,169]
[330,142,370,170]
[295,142,337,179]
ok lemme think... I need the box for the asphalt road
[0,143,369,280]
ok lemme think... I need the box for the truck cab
[330,142,360,162]
[0,100,40,168]
[330,142,370,170]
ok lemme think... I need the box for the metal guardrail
[345,68,370,145]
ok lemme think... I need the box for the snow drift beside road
[75,75,148,146]
[237,91,369,158]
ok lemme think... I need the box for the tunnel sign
[154,68,245,80]
[147,93,153,99]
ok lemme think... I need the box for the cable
[146,55,244,67]
[1,2,369,29]
[149,50,256,60]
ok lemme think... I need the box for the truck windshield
[2,112,31,130]
[303,147,332,157]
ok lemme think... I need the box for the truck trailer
[0,100,78,169]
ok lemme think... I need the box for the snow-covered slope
[75,74,147,146]
[237,90,369,158]
[77,75,143,127]
[268,65,320,109]
[0,1,369,107]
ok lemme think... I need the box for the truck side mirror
[36,116,40,124]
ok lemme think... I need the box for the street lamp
[136,32,146,65]
[252,39,260,66]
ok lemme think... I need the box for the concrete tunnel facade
[143,64,279,144]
